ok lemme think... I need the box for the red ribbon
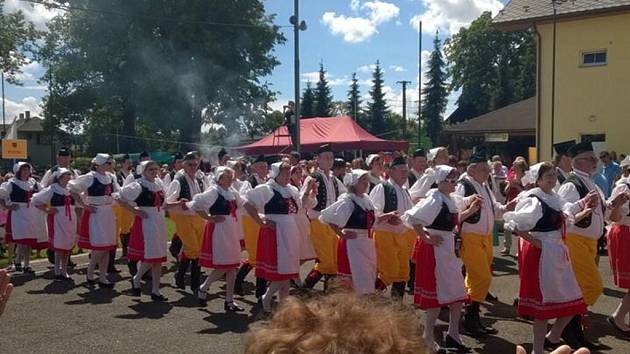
[154,191,164,212]
[104,184,112,196]
[286,198,298,214]
[367,210,375,238]
[228,200,238,220]
[64,195,73,221]
[26,190,33,208]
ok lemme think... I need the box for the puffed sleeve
[0,182,11,200]
[31,186,54,206]
[123,173,135,186]
[109,172,121,192]
[119,182,143,203]
[607,183,630,221]
[409,169,435,200]
[319,195,354,228]
[336,177,348,194]
[41,169,54,188]
[239,180,253,196]
[402,191,442,227]
[368,183,386,214]
[451,182,471,213]
[188,188,219,212]
[68,173,94,193]
[557,183,584,218]
[245,185,274,211]
[166,178,181,203]
[503,196,543,232]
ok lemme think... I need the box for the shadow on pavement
[27,279,78,295]
[492,257,518,277]
[116,299,175,320]
[198,308,253,334]
[65,287,122,305]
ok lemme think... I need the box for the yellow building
[494,0,630,160]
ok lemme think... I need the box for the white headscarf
[269,161,283,179]
[621,156,630,168]
[434,165,456,184]
[366,154,380,167]
[522,162,544,186]
[136,160,152,175]
[427,147,442,162]
[92,153,111,166]
[53,167,72,182]
[214,166,231,182]
[344,169,369,187]
[12,161,31,174]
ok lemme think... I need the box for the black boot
[128,260,138,276]
[462,302,487,338]
[303,268,323,289]
[120,233,130,258]
[391,281,406,299]
[190,259,201,296]
[407,261,415,292]
[255,277,268,299]
[169,235,182,259]
[108,249,119,273]
[174,258,191,289]
[47,249,55,264]
[561,315,584,349]
[234,262,252,296]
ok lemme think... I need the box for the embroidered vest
[408,171,418,187]
[136,184,164,207]
[381,182,399,214]
[87,175,113,197]
[312,171,339,212]
[428,202,456,231]
[459,178,480,224]
[51,192,74,207]
[345,200,374,230]
[264,189,297,215]
[530,196,563,232]
[10,182,38,203]
[176,174,203,201]
[208,193,231,216]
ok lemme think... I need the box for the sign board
[484,133,509,142]
[2,139,27,159]
[528,147,538,164]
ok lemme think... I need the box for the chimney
[25,111,30,120]
[19,113,24,120]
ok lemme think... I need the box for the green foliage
[301,82,315,118]
[365,60,389,134]
[314,63,333,117]
[422,33,449,146]
[346,72,364,123]
[0,0,40,84]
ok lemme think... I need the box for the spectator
[598,151,622,198]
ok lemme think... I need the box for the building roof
[443,97,535,135]
[494,0,630,30]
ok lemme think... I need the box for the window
[581,50,607,67]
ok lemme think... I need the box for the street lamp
[290,0,307,153]
[551,0,568,153]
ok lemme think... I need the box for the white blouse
[402,189,457,228]
[188,185,241,212]
[319,193,373,228]
[0,177,40,201]
[245,180,300,212]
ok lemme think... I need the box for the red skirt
[255,227,298,281]
[413,239,467,309]
[6,210,47,249]
[128,216,166,263]
[337,238,351,277]
[47,214,72,252]
[78,210,116,251]
[518,240,586,320]
[199,222,239,269]
[608,224,630,289]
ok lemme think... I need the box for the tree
[300,82,315,118]
[38,0,285,152]
[421,32,449,145]
[314,63,333,117]
[365,61,389,135]
[0,0,40,84]
[516,31,536,100]
[445,12,535,122]
[346,72,364,124]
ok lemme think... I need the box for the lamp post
[551,0,567,154]
[290,0,306,153]
[1,70,6,138]
[418,20,422,147]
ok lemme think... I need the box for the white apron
[88,204,117,248]
[138,206,168,260]
[49,205,77,251]
[268,214,300,275]
[344,228,377,295]
[431,228,467,305]
[208,214,242,266]
[535,230,583,303]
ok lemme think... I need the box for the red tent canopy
[236,116,409,155]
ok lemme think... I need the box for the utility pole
[1,70,6,138]
[417,20,423,147]
[397,80,412,137]
[290,0,307,152]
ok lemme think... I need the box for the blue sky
[2,0,507,123]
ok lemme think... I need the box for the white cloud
[300,72,320,83]
[410,0,504,35]
[389,65,406,72]
[4,0,59,31]
[322,1,399,43]
[301,71,349,87]
[12,61,42,83]
[329,77,350,86]
[0,96,43,122]
[357,64,377,73]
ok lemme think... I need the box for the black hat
[173,152,183,161]
[57,147,71,157]
[567,141,593,158]
[265,155,280,165]
[252,155,266,164]
[333,158,346,169]
[389,156,407,169]
[317,144,333,154]
[469,146,487,164]
[553,140,576,156]
[116,153,130,161]
[183,151,200,161]
[413,148,425,158]
[139,151,150,159]
[290,150,301,159]
[218,148,228,159]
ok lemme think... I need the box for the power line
[18,0,292,29]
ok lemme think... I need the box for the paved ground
[1,248,629,354]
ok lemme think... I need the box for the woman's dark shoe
[129,280,141,296]
[224,301,245,312]
[444,335,471,353]
[544,337,563,350]
[23,266,35,274]
[197,290,208,307]
[98,281,114,288]
[607,316,630,337]
[151,293,168,302]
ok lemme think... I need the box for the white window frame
[580,49,607,67]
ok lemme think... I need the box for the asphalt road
[1,248,628,354]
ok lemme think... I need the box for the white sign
[484,133,509,142]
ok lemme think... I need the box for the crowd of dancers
[1,141,629,354]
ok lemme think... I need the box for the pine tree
[422,33,449,145]
[366,60,389,134]
[346,72,363,124]
[516,32,536,100]
[301,82,316,118]
[314,63,333,117]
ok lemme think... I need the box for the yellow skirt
[565,233,603,306]
[373,229,415,285]
[114,204,134,237]
[460,232,493,303]
[310,219,339,275]
[242,215,261,265]
[170,213,205,259]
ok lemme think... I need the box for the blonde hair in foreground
[244,292,426,354]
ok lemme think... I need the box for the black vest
[116,171,127,187]
[51,192,75,207]
[428,202,456,231]
[176,174,204,201]
[247,174,260,189]
[312,171,339,212]
[264,189,297,215]
[136,184,163,207]
[9,181,38,203]
[460,179,480,224]
[208,193,232,216]
[556,168,567,185]
[381,182,399,213]
[562,173,591,228]
[408,171,418,188]
[87,175,113,197]
[530,195,563,232]
[345,200,374,230]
